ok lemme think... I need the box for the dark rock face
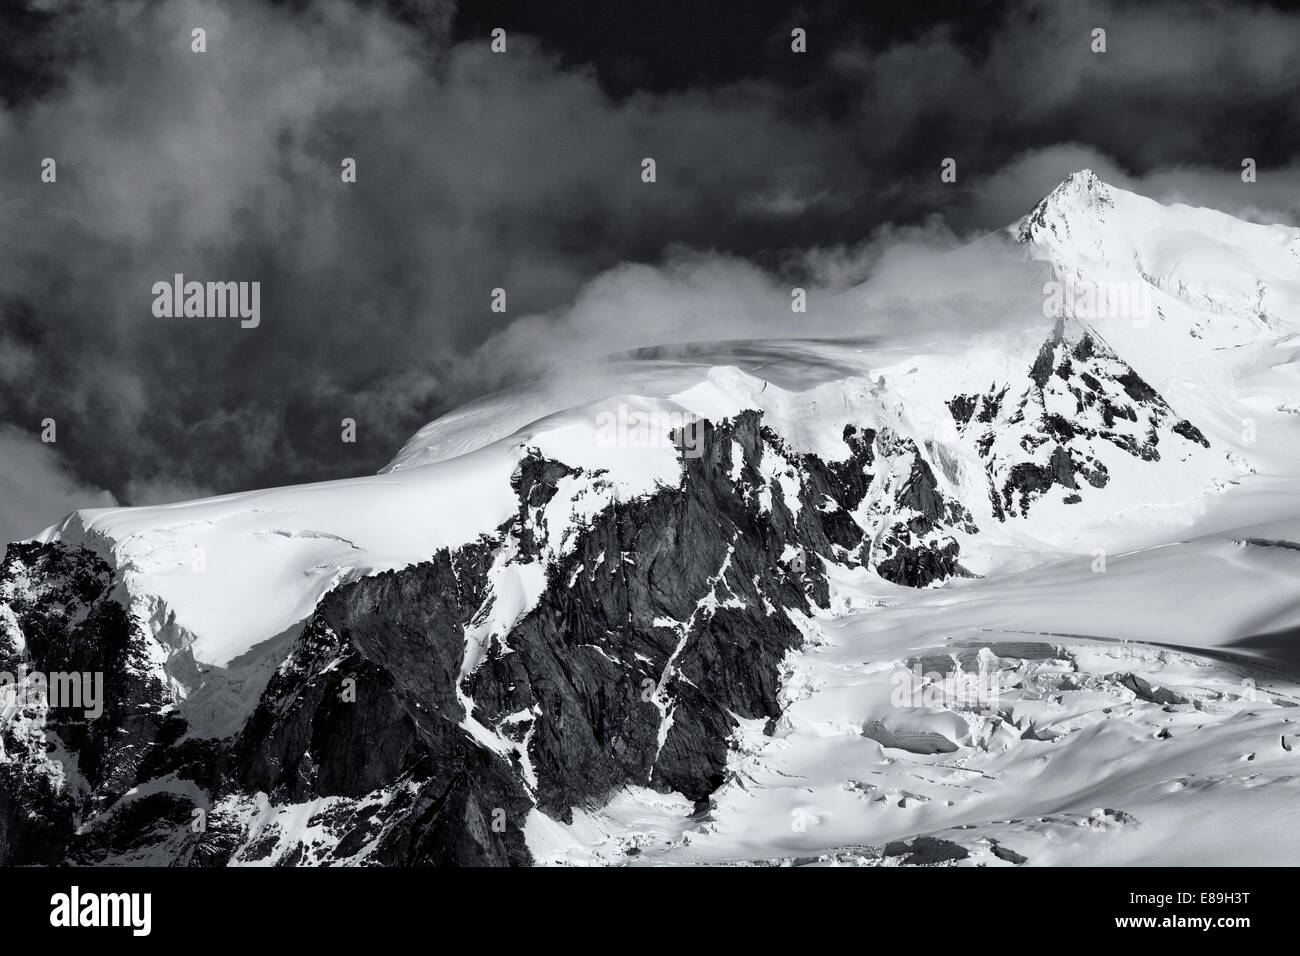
[860,720,958,755]
[1117,672,1185,706]
[956,318,1210,520]
[882,835,970,866]
[462,412,876,817]
[989,842,1027,864]
[230,549,535,866]
[860,432,976,587]
[1173,419,1210,448]
[947,395,977,427]
[0,543,170,865]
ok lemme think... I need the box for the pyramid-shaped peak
[1043,168,1115,210]
[1063,167,1103,187]
[1018,169,1117,243]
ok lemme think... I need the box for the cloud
[0,426,116,549]
[456,215,1050,398]
[960,145,1300,229]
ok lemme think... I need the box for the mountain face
[956,317,1210,520]
[4,172,1300,865]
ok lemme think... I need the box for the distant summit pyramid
[1018,168,1115,245]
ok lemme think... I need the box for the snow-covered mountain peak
[1018,167,1115,246]
[1020,168,1300,285]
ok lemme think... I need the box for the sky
[2,0,1299,544]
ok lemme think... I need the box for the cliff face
[0,542,169,864]
[953,319,1212,521]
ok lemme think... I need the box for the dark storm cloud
[1,0,1298,544]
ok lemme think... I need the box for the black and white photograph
[0,0,1294,931]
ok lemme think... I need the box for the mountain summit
[1018,167,1114,244]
